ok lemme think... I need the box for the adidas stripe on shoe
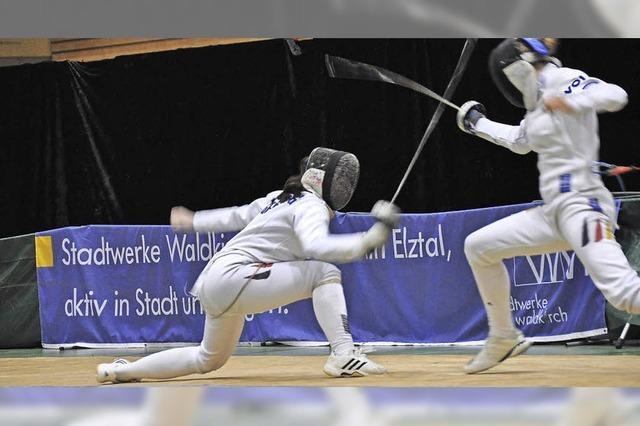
[323,348,386,377]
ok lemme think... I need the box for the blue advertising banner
[35,202,607,348]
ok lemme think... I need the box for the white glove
[360,200,401,252]
[371,200,401,228]
[362,222,392,252]
[456,101,486,135]
[170,206,195,232]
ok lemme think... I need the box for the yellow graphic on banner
[35,236,54,268]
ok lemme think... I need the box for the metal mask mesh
[489,38,560,109]
[489,39,527,108]
[306,147,360,210]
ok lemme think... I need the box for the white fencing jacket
[473,63,628,217]
[193,190,370,265]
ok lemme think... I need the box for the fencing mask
[301,147,360,210]
[489,38,560,111]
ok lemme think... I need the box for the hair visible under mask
[277,174,306,203]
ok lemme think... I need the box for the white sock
[470,262,518,339]
[312,283,354,355]
[115,347,200,381]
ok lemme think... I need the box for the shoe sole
[324,370,366,378]
[323,365,387,378]
[465,339,533,375]
[510,338,533,358]
[323,365,367,377]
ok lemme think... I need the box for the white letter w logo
[513,251,583,286]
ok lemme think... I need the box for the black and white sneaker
[323,348,387,377]
[96,358,138,384]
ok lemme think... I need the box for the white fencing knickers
[114,253,353,381]
[464,194,640,338]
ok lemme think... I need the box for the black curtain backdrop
[1,39,639,237]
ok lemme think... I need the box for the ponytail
[277,174,306,203]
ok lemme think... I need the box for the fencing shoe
[464,331,532,374]
[96,358,138,384]
[323,347,387,377]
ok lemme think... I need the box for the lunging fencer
[97,147,400,383]
[457,38,640,373]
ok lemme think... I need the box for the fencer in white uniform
[457,38,640,373]
[97,147,400,382]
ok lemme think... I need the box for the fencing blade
[389,38,477,203]
[325,54,460,111]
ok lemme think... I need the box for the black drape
[1,39,639,238]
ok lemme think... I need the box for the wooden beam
[0,39,51,58]
[51,38,268,62]
[50,38,162,53]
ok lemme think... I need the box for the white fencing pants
[464,201,640,338]
[116,254,352,381]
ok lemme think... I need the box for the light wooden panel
[50,38,267,62]
[0,38,51,58]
